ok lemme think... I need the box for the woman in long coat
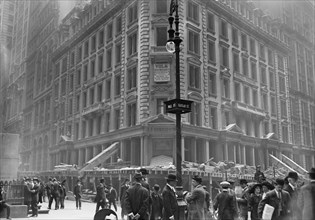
[248,184,262,220]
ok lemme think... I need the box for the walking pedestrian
[150,184,163,220]
[186,175,206,220]
[124,173,150,220]
[236,179,249,220]
[161,174,178,220]
[73,180,82,210]
[30,178,40,217]
[213,181,238,220]
[297,167,315,220]
[258,178,291,220]
[46,177,53,207]
[120,179,130,220]
[95,178,107,213]
[108,183,117,212]
[59,180,67,209]
[48,178,60,210]
[0,183,11,219]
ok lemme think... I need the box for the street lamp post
[165,1,192,219]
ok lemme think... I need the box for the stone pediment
[151,17,169,25]
[142,114,175,124]
[59,135,73,144]
[264,132,278,140]
[224,123,244,134]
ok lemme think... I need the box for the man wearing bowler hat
[124,173,150,220]
[283,171,300,220]
[162,174,178,220]
[297,167,315,220]
[186,175,206,220]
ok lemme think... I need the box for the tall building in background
[0,0,15,133]
[19,0,80,171]
[253,0,315,170]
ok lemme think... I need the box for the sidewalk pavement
[1,200,121,220]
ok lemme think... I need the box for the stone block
[0,204,28,218]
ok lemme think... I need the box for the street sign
[164,99,193,114]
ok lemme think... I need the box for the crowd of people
[213,167,315,220]
[1,166,314,220]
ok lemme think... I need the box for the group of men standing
[23,177,67,217]
[117,168,211,220]
[213,167,315,220]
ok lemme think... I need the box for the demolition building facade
[10,0,315,172]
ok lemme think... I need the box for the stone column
[252,147,256,166]
[193,137,197,162]
[141,136,144,166]
[181,136,185,162]
[205,140,210,162]
[225,143,228,161]
[243,145,247,165]
[78,149,83,167]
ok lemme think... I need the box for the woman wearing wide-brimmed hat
[248,183,262,220]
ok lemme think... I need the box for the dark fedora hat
[166,173,177,182]
[153,184,160,191]
[134,173,143,180]
[261,181,275,190]
[239,179,248,185]
[286,171,298,180]
[192,175,202,184]
[139,168,149,175]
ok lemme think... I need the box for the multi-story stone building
[18,0,315,172]
[0,0,15,133]
[3,0,30,134]
[19,0,85,171]
[253,0,315,170]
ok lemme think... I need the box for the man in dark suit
[124,173,150,220]
[95,178,107,213]
[30,178,40,217]
[59,180,67,209]
[120,179,130,220]
[49,178,60,210]
[73,180,82,210]
[283,171,300,220]
[107,184,117,212]
[258,178,291,220]
[23,177,33,212]
[297,167,315,220]
[213,181,238,220]
[162,174,178,220]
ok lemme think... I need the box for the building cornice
[52,0,126,62]
[202,0,290,55]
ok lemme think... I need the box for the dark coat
[73,184,82,198]
[213,191,238,220]
[248,194,262,220]
[186,185,206,220]
[52,182,60,197]
[283,183,300,219]
[108,187,117,201]
[297,181,315,220]
[150,191,163,220]
[59,184,66,198]
[124,183,150,220]
[258,189,291,220]
[24,183,32,202]
[95,183,106,203]
[162,184,178,220]
[31,184,40,203]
